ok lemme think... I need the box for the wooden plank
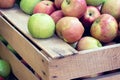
[0,6,77,58]
[0,41,38,80]
[0,16,49,80]
[48,44,120,80]
[98,73,120,80]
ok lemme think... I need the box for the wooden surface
[0,42,38,80]
[98,74,120,80]
[1,5,120,80]
[49,44,120,80]
[0,16,49,80]
[0,6,77,58]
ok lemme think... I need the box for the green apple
[77,36,102,51]
[86,0,106,6]
[20,0,41,14]
[28,13,55,38]
[0,59,11,78]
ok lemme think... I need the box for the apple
[0,76,4,80]
[61,0,87,18]
[80,6,100,36]
[0,59,11,78]
[54,0,64,9]
[77,36,102,51]
[50,10,64,24]
[56,17,84,43]
[0,0,15,9]
[90,14,118,43]
[101,0,120,20]
[28,13,55,38]
[86,0,106,6]
[33,1,56,15]
[20,0,41,14]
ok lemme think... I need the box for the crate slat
[0,15,49,80]
[98,74,120,80]
[1,5,120,80]
[0,41,38,80]
[0,6,77,58]
[48,44,120,80]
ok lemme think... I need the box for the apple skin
[33,1,56,15]
[90,14,118,43]
[0,76,4,80]
[20,0,41,14]
[61,0,87,18]
[101,0,120,20]
[86,0,106,6]
[56,17,84,43]
[50,10,64,24]
[54,0,64,9]
[77,36,102,51]
[28,13,55,39]
[80,6,100,36]
[0,0,15,9]
[0,60,11,78]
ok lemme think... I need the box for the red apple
[80,6,100,35]
[54,0,64,9]
[61,0,87,18]
[50,10,64,24]
[0,76,4,80]
[77,36,102,51]
[101,0,120,20]
[90,14,118,43]
[33,1,56,15]
[0,0,15,9]
[56,17,84,43]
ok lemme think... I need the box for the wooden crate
[1,6,120,80]
[0,41,39,80]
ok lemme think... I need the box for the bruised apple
[56,17,84,43]
[90,14,118,43]
[0,0,15,9]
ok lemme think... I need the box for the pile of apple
[1,0,120,51]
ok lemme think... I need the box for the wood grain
[0,42,38,80]
[98,74,120,80]
[0,6,77,58]
[49,44,120,80]
[0,16,49,80]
